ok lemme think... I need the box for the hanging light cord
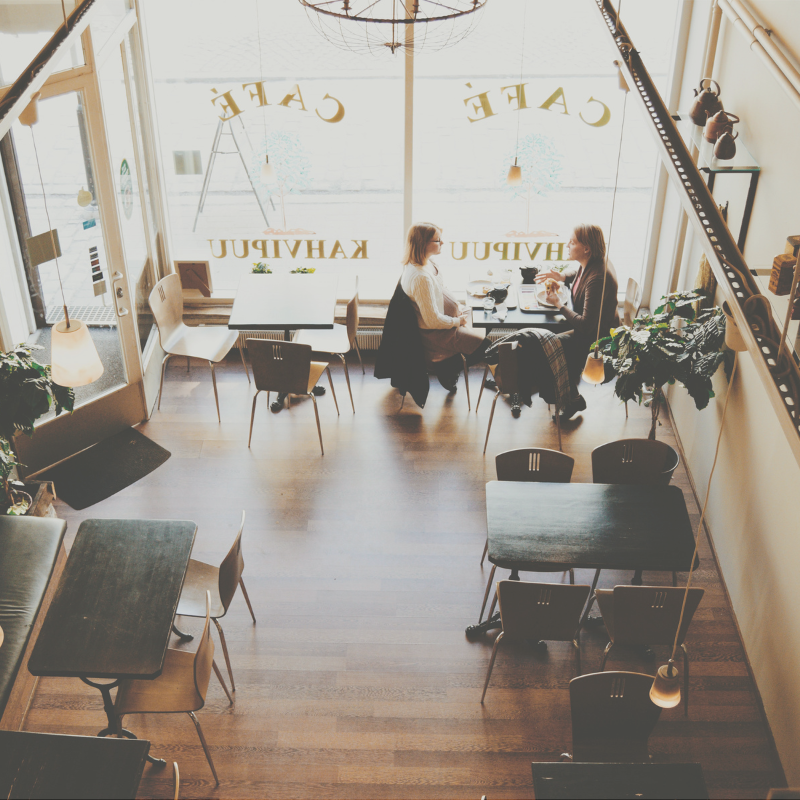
[512,0,529,163]
[29,127,70,328]
[667,352,739,670]
[254,0,267,145]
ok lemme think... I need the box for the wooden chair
[296,276,364,412]
[247,339,338,455]
[481,580,591,703]
[623,276,643,327]
[477,343,562,453]
[567,671,662,762]
[173,762,180,800]
[595,585,704,715]
[149,274,250,422]
[173,510,255,693]
[478,448,576,623]
[114,592,232,786]
[591,439,682,586]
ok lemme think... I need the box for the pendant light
[581,59,630,384]
[254,0,275,185]
[650,352,741,709]
[506,2,528,186]
[20,93,103,388]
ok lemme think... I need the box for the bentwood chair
[173,763,180,800]
[247,339,338,455]
[114,592,232,785]
[478,448,576,623]
[481,581,591,703]
[595,585,704,715]
[592,438,682,586]
[173,511,255,692]
[149,274,250,422]
[296,276,364,412]
[567,671,662,762]
[623,277,643,327]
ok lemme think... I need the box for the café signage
[211,83,345,123]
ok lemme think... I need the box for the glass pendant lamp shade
[51,319,104,387]
[722,302,748,351]
[582,351,605,384]
[507,159,522,186]
[260,156,275,182]
[650,660,681,708]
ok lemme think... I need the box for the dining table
[28,518,197,765]
[467,481,697,636]
[0,730,150,799]
[467,281,572,334]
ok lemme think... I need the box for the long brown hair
[573,224,606,263]
[403,222,441,267]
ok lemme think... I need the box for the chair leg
[476,364,489,412]
[400,393,406,409]
[625,400,629,418]
[568,569,575,585]
[461,355,471,411]
[326,366,340,415]
[209,361,221,423]
[479,564,496,623]
[239,577,257,622]
[480,631,504,703]
[681,643,689,716]
[187,712,219,786]
[354,341,365,374]
[483,392,501,454]
[480,539,488,567]
[238,341,251,383]
[672,571,678,587]
[487,590,498,621]
[212,658,233,705]
[157,353,172,410]
[311,394,324,455]
[213,618,235,692]
[248,391,261,448]
[600,641,613,671]
[573,634,582,676]
[555,404,562,451]
[339,354,355,413]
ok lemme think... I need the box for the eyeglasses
[432,239,444,244]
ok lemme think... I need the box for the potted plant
[0,344,74,513]
[595,290,727,439]
[252,262,272,274]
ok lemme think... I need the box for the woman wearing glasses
[400,222,492,391]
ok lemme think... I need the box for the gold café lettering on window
[451,241,566,261]
[211,83,345,123]
[463,82,611,128]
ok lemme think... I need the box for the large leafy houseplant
[596,291,727,439]
[0,344,74,513]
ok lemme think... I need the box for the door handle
[111,272,128,317]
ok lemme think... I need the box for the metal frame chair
[595,585,704,715]
[149,274,250,422]
[481,581,591,703]
[247,339,338,455]
[173,511,256,693]
[114,592,232,785]
[296,276,364,412]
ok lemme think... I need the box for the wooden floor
[25,353,784,799]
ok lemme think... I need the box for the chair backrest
[623,277,643,327]
[608,585,704,647]
[495,448,574,483]
[149,274,184,347]
[570,671,662,762]
[497,581,591,642]
[495,342,520,395]
[218,511,246,612]
[248,339,312,395]
[192,591,215,709]
[345,276,360,346]
[591,438,679,485]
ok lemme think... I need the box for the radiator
[236,327,514,352]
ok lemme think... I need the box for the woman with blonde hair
[536,223,620,418]
[400,222,491,390]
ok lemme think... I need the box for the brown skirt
[419,285,484,363]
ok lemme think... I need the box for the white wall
[664,0,800,784]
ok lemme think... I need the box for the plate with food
[536,279,570,308]
[466,280,495,298]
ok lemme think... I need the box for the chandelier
[298,0,488,55]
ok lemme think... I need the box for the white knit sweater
[400,262,460,330]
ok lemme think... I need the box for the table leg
[510,393,521,418]
[81,677,166,767]
[578,569,602,630]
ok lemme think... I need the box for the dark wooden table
[228,273,338,340]
[28,519,196,763]
[531,762,708,799]
[0,730,149,799]
[468,482,696,633]
[469,284,571,333]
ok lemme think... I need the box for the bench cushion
[0,516,66,719]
